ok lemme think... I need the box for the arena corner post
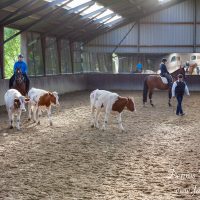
[193,0,197,53]
[69,41,74,73]
[0,25,4,79]
[41,35,46,76]
[56,38,62,74]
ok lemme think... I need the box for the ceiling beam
[38,2,94,37]
[84,0,188,43]
[81,7,106,19]
[94,13,116,23]
[1,0,71,46]
[110,0,188,32]
[47,0,123,36]
[67,1,95,14]
[57,9,108,39]
[0,0,37,24]
[1,0,69,26]
[53,0,128,38]
[0,0,21,10]
[106,17,124,27]
[70,14,117,40]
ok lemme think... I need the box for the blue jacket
[160,63,169,76]
[14,61,27,74]
[137,63,142,70]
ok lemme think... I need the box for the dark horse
[12,68,27,96]
[143,67,185,107]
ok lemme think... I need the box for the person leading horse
[143,59,185,107]
[9,54,30,95]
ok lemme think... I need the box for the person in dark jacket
[160,58,172,88]
[9,54,30,93]
[172,74,190,116]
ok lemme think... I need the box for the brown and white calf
[4,89,29,130]
[28,88,59,125]
[90,89,135,132]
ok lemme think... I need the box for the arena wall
[0,74,199,106]
[0,74,87,106]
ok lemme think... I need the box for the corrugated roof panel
[89,22,138,45]
[141,0,193,22]
[140,24,193,45]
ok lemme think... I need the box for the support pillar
[56,38,62,74]
[20,32,28,63]
[0,26,4,79]
[41,35,46,76]
[193,0,197,53]
[69,41,74,73]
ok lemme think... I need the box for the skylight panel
[67,0,91,8]
[57,0,70,6]
[158,0,171,3]
[43,0,123,27]
[81,3,103,16]
[104,15,122,24]
[95,9,113,19]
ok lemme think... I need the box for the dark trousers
[176,95,183,115]
[9,73,30,92]
[164,73,172,88]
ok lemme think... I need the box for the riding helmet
[18,54,24,58]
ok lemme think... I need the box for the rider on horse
[9,54,30,93]
[184,61,190,73]
[160,58,172,88]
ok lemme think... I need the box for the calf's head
[126,97,135,112]
[49,91,59,106]
[14,96,30,112]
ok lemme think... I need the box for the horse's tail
[143,77,148,103]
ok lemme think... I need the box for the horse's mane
[170,67,185,78]
[171,68,181,74]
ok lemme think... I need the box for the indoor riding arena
[0,0,200,200]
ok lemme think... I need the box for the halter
[15,68,24,84]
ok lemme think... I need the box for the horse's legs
[149,90,154,107]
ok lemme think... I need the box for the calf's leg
[117,113,125,132]
[94,107,101,128]
[90,105,95,128]
[33,106,37,123]
[37,107,42,125]
[102,112,109,131]
[8,110,14,129]
[47,107,53,126]
[16,111,22,130]
[28,102,32,121]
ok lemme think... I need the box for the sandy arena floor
[0,90,200,200]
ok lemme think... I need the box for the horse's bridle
[15,69,24,83]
